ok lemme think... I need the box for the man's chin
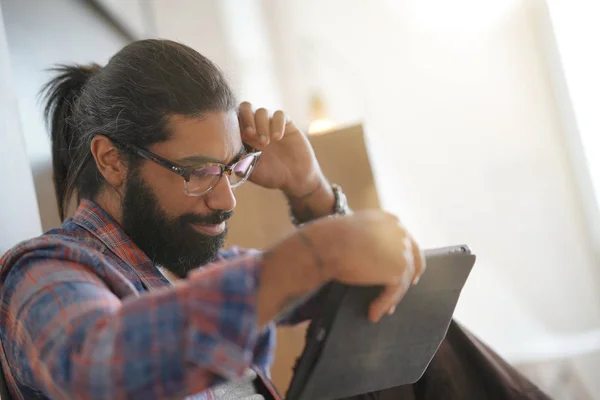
[166,228,227,270]
[121,173,229,274]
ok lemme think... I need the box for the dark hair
[42,39,236,221]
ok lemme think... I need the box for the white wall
[150,0,237,89]
[0,3,42,253]
[94,0,150,38]
[542,0,600,254]
[150,0,282,109]
[536,0,600,394]
[262,0,600,363]
[2,0,128,231]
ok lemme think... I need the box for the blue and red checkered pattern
[0,200,281,399]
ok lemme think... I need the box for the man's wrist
[286,176,336,225]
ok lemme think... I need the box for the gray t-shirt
[211,369,265,400]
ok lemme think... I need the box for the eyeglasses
[122,143,262,196]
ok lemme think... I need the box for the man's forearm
[286,176,336,224]
[257,226,331,326]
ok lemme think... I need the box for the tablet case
[286,245,476,400]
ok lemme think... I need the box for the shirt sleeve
[200,248,279,376]
[219,247,327,326]
[1,246,269,400]
[220,247,330,327]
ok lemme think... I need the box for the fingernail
[369,312,379,323]
[412,276,420,285]
[246,127,255,135]
[259,135,267,144]
[388,306,396,315]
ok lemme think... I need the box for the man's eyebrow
[233,146,246,162]
[176,146,246,166]
[175,155,220,165]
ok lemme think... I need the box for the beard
[120,169,232,278]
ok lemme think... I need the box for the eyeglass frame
[119,142,262,196]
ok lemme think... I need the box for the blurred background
[1,0,600,398]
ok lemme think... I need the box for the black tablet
[286,245,476,400]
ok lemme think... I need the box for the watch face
[290,184,349,225]
[332,184,350,215]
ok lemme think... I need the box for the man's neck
[93,190,124,227]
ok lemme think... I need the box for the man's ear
[90,135,126,187]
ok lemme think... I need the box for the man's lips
[190,222,226,236]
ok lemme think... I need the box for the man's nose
[205,175,236,212]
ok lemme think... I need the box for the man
[0,39,423,399]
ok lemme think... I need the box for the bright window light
[392,0,518,34]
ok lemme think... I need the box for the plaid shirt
[0,200,289,400]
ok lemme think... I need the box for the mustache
[179,210,233,226]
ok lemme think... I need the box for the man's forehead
[159,111,242,163]
[166,112,240,141]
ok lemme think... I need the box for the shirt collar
[71,199,169,289]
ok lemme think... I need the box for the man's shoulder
[217,246,260,261]
[0,226,107,281]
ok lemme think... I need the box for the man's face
[121,111,243,277]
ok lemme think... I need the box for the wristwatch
[290,183,350,226]
[330,183,350,216]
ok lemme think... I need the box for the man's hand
[305,211,425,322]
[257,211,425,325]
[238,102,326,198]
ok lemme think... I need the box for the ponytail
[41,64,100,221]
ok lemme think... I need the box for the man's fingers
[368,278,411,323]
[368,284,407,323]
[239,103,292,149]
[369,285,395,323]
[411,238,425,285]
[238,102,256,138]
[270,110,286,141]
[254,108,270,148]
[369,235,420,322]
[398,235,417,284]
